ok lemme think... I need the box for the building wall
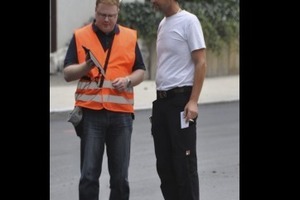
[56,0,95,49]
[206,40,239,77]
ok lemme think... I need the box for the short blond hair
[96,0,120,7]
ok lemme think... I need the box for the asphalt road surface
[50,101,239,200]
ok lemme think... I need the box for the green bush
[118,0,239,53]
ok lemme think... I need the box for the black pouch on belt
[67,106,83,137]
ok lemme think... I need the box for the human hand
[82,46,95,68]
[112,77,129,91]
[86,58,95,69]
[184,102,198,123]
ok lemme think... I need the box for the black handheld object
[82,45,106,78]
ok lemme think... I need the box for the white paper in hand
[180,111,189,129]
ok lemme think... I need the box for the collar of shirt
[91,19,118,51]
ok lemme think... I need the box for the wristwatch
[125,76,131,88]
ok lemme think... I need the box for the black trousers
[151,92,199,200]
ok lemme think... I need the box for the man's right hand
[82,46,95,68]
[86,58,95,69]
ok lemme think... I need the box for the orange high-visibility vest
[74,24,137,113]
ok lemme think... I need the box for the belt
[157,86,192,99]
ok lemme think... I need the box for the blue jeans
[79,108,133,200]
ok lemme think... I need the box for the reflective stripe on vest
[75,79,133,105]
[75,94,134,105]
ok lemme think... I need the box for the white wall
[57,0,95,49]
[56,0,144,50]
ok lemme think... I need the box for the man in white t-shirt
[150,0,207,199]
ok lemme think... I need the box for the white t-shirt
[155,10,206,91]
